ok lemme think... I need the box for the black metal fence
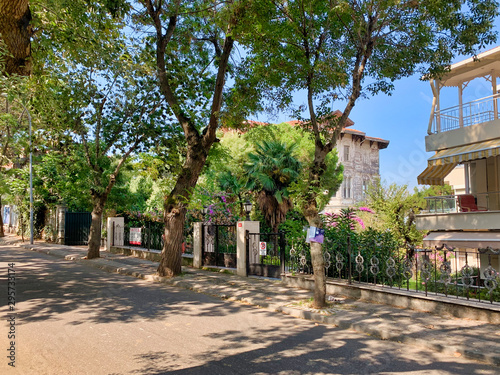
[123,225,164,251]
[202,224,237,268]
[246,232,286,278]
[287,242,500,305]
[64,212,92,245]
[111,222,193,254]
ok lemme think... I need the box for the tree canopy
[237,0,498,308]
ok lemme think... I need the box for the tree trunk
[310,241,326,308]
[158,204,187,277]
[0,0,32,76]
[0,195,4,237]
[157,149,207,277]
[87,197,105,259]
[304,202,327,309]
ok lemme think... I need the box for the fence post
[192,222,203,268]
[147,223,151,251]
[56,205,67,244]
[215,225,219,267]
[280,231,286,276]
[347,234,352,284]
[107,217,124,251]
[236,221,259,277]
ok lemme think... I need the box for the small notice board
[130,227,142,245]
[259,242,267,256]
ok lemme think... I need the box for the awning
[423,231,500,249]
[429,138,500,166]
[417,163,457,185]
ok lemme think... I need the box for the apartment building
[416,46,500,277]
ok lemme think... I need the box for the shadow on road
[0,248,248,325]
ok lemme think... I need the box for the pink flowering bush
[323,207,372,231]
[188,191,244,225]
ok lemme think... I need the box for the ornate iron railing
[202,224,237,268]
[287,242,500,305]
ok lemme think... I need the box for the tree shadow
[130,323,498,374]
[0,248,246,325]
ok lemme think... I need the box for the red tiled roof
[220,111,389,147]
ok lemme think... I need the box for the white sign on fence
[259,241,267,256]
[130,227,142,245]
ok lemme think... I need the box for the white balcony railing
[430,94,500,134]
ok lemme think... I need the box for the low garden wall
[110,245,193,267]
[283,274,500,324]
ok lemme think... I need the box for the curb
[15,243,500,367]
[279,306,500,367]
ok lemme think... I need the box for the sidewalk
[2,234,500,367]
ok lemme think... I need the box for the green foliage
[214,122,343,213]
[244,139,302,231]
[33,148,93,211]
[236,0,498,236]
[362,180,454,247]
[244,140,301,201]
[278,209,308,243]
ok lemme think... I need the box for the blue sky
[253,18,500,190]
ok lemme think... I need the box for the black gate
[64,212,92,245]
[246,232,286,278]
[202,224,237,268]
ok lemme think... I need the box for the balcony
[425,96,500,152]
[416,192,500,231]
[429,94,500,134]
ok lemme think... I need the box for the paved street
[1,244,499,375]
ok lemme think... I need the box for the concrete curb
[279,305,500,366]
[16,243,500,367]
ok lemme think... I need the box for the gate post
[236,220,259,277]
[193,222,203,268]
[56,205,66,244]
[106,217,124,251]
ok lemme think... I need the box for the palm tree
[244,140,301,232]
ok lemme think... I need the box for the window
[343,177,352,198]
[344,145,350,162]
[362,179,369,197]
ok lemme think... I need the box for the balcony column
[464,162,470,195]
[492,71,498,120]
[428,79,441,134]
[459,82,464,128]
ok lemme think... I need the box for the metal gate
[202,224,237,268]
[246,232,286,278]
[64,212,92,245]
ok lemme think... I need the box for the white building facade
[325,128,389,212]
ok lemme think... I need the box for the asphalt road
[0,245,498,375]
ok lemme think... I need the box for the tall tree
[241,0,498,307]
[0,84,31,237]
[138,0,252,277]
[43,54,166,257]
[0,0,32,76]
[25,0,163,257]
